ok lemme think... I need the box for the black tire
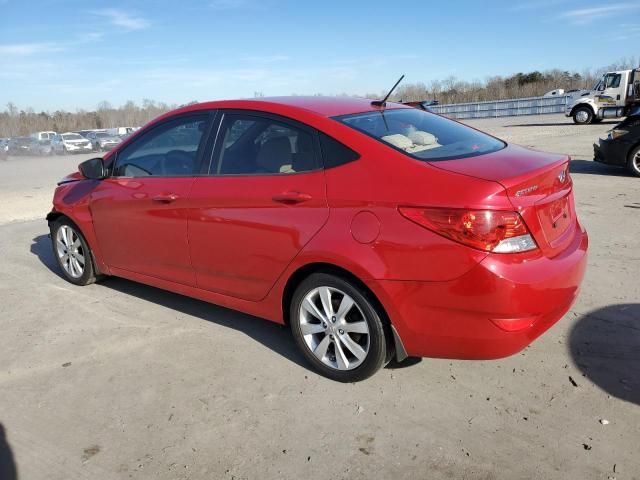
[290,273,388,382]
[50,218,99,286]
[572,106,594,125]
[627,145,640,177]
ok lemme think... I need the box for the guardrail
[430,95,569,119]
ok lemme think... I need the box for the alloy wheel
[56,225,86,278]
[298,286,370,370]
[633,150,640,174]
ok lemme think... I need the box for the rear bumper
[368,221,588,360]
[593,139,626,167]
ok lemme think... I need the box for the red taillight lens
[398,207,537,253]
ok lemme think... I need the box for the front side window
[113,116,208,177]
[605,74,622,89]
[336,108,505,161]
[213,113,317,175]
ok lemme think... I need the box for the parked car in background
[107,127,134,137]
[0,139,8,159]
[8,136,34,155]
[51,132,93,155]
[30,131,57,142]
[86,131,122,152]
[34,139,53,156]
[46,96,588,382]
[76,128,106,138]
[594,112,640,177]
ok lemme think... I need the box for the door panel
[187,111,329,301]
[188,173,328,300]
[91,177,197,285]
[90,113,212,286]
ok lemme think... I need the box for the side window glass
[114,116,208,177]
[215,114,317,175]
[605,74,621,89]
[319,133,360,168]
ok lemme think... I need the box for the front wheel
[50,218,98,286]
[290,273,389,382]
[572,106,594,125]
[627,146,640,177]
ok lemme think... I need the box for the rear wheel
[627,146,640,177]
[573,106,594,125]
[50,218,98,286]
[290,273,388,382]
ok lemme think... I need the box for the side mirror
[78,157,106,180]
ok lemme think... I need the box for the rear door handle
[152,193,179,203]
[272,191,312,204]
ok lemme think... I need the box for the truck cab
[566,69,640,124]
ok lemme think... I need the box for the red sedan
[47,97,588,382]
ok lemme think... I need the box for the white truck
[566,68,640,124]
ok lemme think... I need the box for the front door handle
[152,193,179,203]
[272,191,312,204]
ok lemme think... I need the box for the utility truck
[566,68,640,124]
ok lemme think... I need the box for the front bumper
[368,221,588,360]
[66,144,93,153]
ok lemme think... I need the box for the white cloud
[92,9,150,30]
[0,42,63,56]
[559,3,640,24]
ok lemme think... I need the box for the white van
[106,127,134,137]
[30,131,57,141]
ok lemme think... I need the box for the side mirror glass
[78,157,106,180]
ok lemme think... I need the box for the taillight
[398,207,537,253]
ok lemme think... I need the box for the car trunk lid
[432,144,575,257]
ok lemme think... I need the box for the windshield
[62,133,83,140]
[95,132,109,138]
[336,108,505,161]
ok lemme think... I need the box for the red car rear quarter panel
[320,143,513,282]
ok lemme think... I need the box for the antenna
[371,75,405,108]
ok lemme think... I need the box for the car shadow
[568,304,640,405]
[30,234,425,374]
[30,234,307,370]
[0,424,17,480]
[569,159,630,177]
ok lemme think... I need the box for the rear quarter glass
[335,108,505,162]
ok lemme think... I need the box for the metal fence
[430,95,569,119]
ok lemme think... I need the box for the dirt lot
[0,114,638,480]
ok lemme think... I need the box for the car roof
[178,96,412,118]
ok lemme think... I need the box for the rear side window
[212,113,318,175]
[335,108,505,161]
[319,133,360,168]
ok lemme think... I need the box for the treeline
[0,99,187,138]
[373,57,639,104]
[1,58,638,137]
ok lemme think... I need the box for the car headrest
[256,136,292,173]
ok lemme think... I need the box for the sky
[1,0,639,111]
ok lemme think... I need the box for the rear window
[335,108,505,161]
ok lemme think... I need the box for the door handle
[152,193,179,203]
[272,191,312,204]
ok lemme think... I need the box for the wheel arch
[570,102,595,118]
[280,262,407,361]
[47,212,105,276]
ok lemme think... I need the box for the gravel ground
[0,114,638,480]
